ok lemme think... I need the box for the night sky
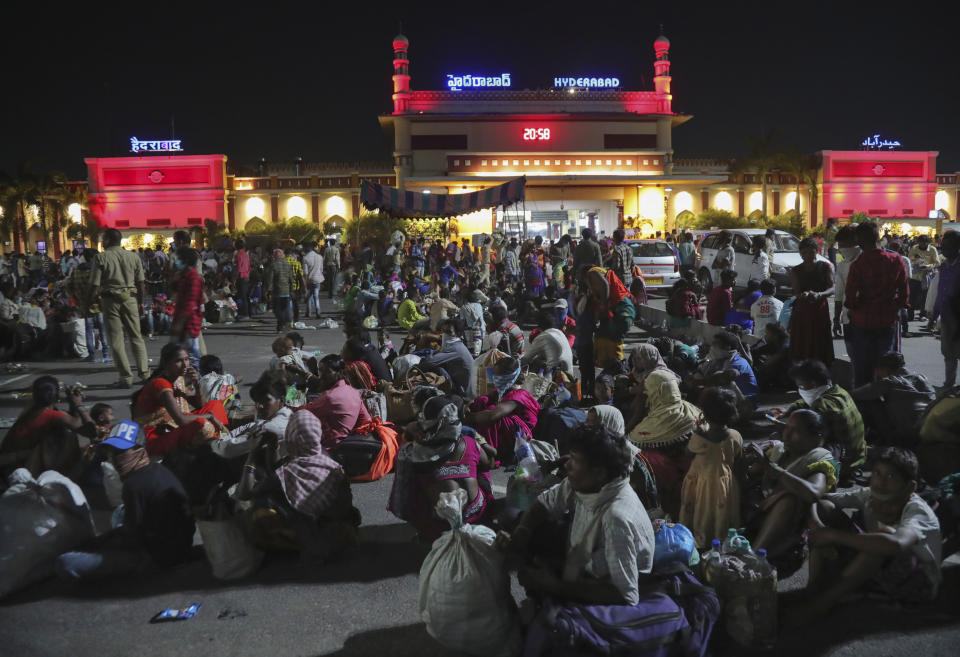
[2,1,957,180]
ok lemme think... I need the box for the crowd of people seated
[1,224,958,652]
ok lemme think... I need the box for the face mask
[710,347,735,361]
[839,246,860,261]
[492,367,521,397]
[174,260,186,271]
[798,383,831,406]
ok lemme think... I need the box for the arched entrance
[675,209,695,229]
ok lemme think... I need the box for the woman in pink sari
[465,356,540,463]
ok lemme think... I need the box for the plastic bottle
[721,528,739,554]
[514,432,541,481]
[755,548,773,577]
[702,539,723,585]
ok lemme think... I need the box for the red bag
[348,418,399,482]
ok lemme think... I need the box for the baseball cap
[101,420,143,450]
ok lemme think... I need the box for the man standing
[572,228,603,277]
[479,236,492,286]
[605,228,633,288]
[832,226,860,341]
[67,248,110,363]
[823,217,839,265]
[844,222,909,386]
[410,237,426,278]
[270,248,294,332]
[234,238,251,319]
[171,248,204,368]
[934,230,960,388]
[907,235,940,323]
[284,246,305,323]
[302,241,324,319]
[323,238,340,298]
[90,229,149,388]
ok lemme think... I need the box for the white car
[695,229,830,292]
[624,239,681,289]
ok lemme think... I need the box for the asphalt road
[0,298,958,657]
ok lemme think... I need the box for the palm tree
[781,150,822,217]
[0,164,41,253]
[744,129,784,218]
[36,171,69,258]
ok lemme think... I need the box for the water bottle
[755,548,774,577]
[702,539,723,585]
[514,432,541,481]
[721,528,739,554]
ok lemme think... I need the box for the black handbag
[329,432,382,478]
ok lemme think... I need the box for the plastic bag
[651,519,696,572]
[470,349,509,399]
[196,518,263,580]
[0,469,96,598]
[418,490,521,657]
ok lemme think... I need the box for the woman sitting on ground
[388,395,493,543]
[209,372,293,460]
[626,369,701,518]
[743,409,837,572]
[302,354,371,449]
[133,342,229,458]
[498,424,655,606]
[238,409,359,561]
[465,356,540,462]
[1,375,92,478]
[587,404,660,512]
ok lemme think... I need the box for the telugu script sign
[447,73,511,91]
[130,137,183,153]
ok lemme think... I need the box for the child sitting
[269,336,313,389]
[665,279,701,329]
[89,402,115,442]
[750,278,784,336]
[198,354,241,413]
[800,447,941,623]
[680,387,743,548]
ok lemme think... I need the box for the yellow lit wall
[674,191,693,214]
[245,197,265,219]
[936,190,950,211]
[784,191,798,212]
[326,195,347,218]
[714,191,733,212]
[286,196,307,219]
[68,203,82,223]
[456,208,494,236]
[748,191,762,213]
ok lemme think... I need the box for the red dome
[393,34,409,50]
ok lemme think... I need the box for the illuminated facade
[380,32,728,238]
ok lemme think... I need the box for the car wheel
[698,267,713,293]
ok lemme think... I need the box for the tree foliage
[687,209,749,230]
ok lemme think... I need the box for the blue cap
[101,420,142,450]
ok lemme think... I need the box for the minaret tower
[653,28,672,114]
[392,33,411,115]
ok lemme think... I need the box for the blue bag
[652,520,696,573]
[533,406,587,455]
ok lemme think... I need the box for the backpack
[523,567,719,657]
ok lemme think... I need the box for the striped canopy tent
[360,177,525,217]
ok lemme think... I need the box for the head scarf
[344,360,376,391]
[592,405,625,436]
[408,398,462,464]
[588,267,631,320]
[276,410,344,518]
[627,370,700,448]
[492,362,521,398]
[631,343,675,383]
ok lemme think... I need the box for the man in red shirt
[171,247,205,368]
[844,221,909,385]
[706,270,737,326]
[234,238,251,319]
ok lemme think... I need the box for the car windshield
[774,234,800,252]
[630,242,675,258]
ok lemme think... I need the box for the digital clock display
[522,128,551,141]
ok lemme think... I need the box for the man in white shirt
[301,241,325,319]
[832,226,860,340]
[750,279,784,336]
[802,447,941,623]
[522,311,574,373]
[712,231,736,274]
[907,235,940,322]
[323,239,341,299]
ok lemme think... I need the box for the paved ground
[1,297,958,657]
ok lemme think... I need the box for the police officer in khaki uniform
[90,228,149,388]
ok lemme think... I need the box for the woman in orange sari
[134,342,229,457]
